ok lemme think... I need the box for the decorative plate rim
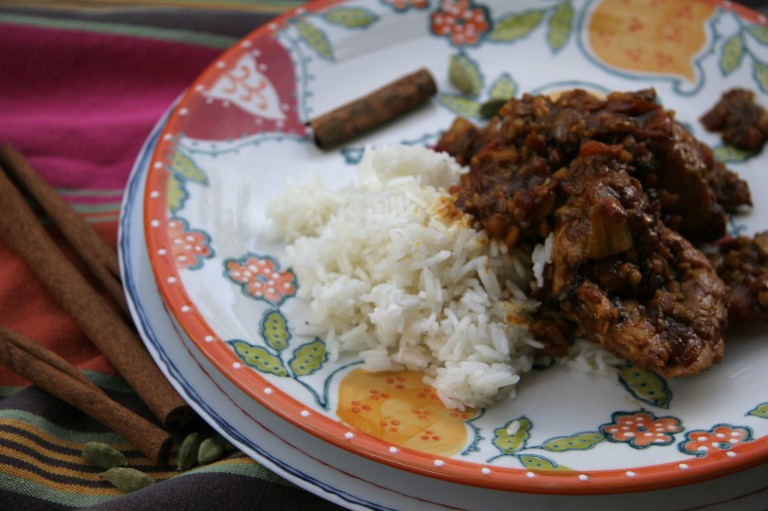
[143,0,768,495]
[126,104,768,511]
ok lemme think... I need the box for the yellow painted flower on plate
[337,369,478,456]
[587,0,717,82]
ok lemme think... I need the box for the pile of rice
[266,145,615,409]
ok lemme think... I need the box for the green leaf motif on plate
[747,24,768,45]
[492,417,532,455]
[166,173,188,213]
[170,150,207,185]
[753,60,768,93]
[227,340,288,377]
[289,339,327,376]
[260,309,291,351]
[713,144,756,163]
[720,34,744,75]
[748,403,768,418]
[448,51,483,96]
[618,366,672,408]
[488,9,545,43]
[437,93,481,118]
[488,72,517,100]
[547,1,573,52]
[542,431,605,452]
[296,19,334,60]
[519,454,571,471]
[322,7,379,28]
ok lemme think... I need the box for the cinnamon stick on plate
[307,67,437,149]
[0,326,173,464]
[0,149,192,430]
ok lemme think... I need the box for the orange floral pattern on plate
[601,411,682,448]
[337,369,478,456]
[587,0,717,82]
[679,424,752,459]
[168,218,213,270]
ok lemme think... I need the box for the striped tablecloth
[0,2,345,509]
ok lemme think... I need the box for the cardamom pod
[197,437,225,465]
[212,433,235,452]
[82,441,126,469]
[100,467,155,493]
[479,97,510,119]
[177,432,202,471]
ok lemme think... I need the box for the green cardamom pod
[479,97,510,119]
[197,437,225,465]
[177,432,202,471]
[210,433,236,453]
[82,441,126,469]
[100,467,155,493]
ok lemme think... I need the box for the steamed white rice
[266,144,611,409]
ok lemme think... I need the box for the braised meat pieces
[700,87,768,152]
[439,89,751,245]
[549,147,728,377]
[436,89,751,377]
[711,232,768,321]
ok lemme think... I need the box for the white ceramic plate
[122,105,768,511]
[140,0,768,495]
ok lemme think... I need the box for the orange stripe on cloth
[0,418,163,468]
[0,443,105,483]
[0,464,122,497]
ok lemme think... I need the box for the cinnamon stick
[0,325,100,393]
[0,327,172,464]
[0,144,128,318]
[0,156,192,429]
[307,68,437,149]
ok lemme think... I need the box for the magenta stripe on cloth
[0,22,223,194]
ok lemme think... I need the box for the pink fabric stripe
[0,22,223,194]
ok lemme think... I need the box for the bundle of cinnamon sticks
[0,144,193,464]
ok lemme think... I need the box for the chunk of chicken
[711,231,768,320]
[441,88,750,245]
[548,151,727,377]
[700,87,768,152]
[437,88,743,376]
